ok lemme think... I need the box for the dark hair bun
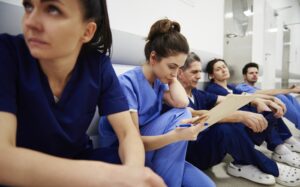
[146,19,181,42]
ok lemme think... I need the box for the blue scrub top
[189,89,218,110]
[205,82,254,112]
[100,67,168,134]
[205,82,243,96]
[119,67,168,126]
[236,83,258,93]
[0,34,129,158]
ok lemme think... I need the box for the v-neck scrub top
[0,34,129,158]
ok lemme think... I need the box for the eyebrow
[41,0,64,5]
[169,63,179,67]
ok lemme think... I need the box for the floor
[203,118,300,187]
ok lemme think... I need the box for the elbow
[173,98,189,108]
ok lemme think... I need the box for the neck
[39,52,79,98]
[245,80,255,87]
[142,63,156,86]
[214,79,228,89]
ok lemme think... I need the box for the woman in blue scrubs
[0,0,165,187]
[204,58,300,186]
[99,19,215,187]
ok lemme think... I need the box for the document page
[204,94,256,127]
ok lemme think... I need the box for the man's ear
[82,22,97,43]
[178,68,183,78]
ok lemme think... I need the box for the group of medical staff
[1,0,300,187]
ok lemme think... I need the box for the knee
[213,124,235,138]
[200,176,216,187]
[167,108,192,120]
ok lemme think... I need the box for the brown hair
[144,19,189,61]
[80,0,112,55]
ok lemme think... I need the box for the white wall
[107,0,224,57]
[0,0,225,58]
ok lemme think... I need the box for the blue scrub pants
[276,94,300,129]
[186,123,279,177]
[246,112,292,151]
[140,108,215,187]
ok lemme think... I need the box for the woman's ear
[149,51,157,66]
[82,22,97,43]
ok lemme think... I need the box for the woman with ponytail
[0,0,165,186]
[99,19,215,187]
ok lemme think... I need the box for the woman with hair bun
[0,0,165,186]
[99,19,215,187]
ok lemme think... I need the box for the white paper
[205,94,256,127]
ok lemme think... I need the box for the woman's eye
[23,2,33,13]
[47,5,61,15]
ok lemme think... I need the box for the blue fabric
[236,83,257,93]
[182,162,215,187]
[186,89,279,176]
[237,83,300,129]
[99,67,205,186]
[188,89,218,110]
[0,34,128,160]
[141,108,198,187]
[205,82,292,151]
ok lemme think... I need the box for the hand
[188,108,209,123]
[253,98,272,113]
[170,116,206,141]
[121,167,166,187]
[240,111,268,133]
[269,96,287,114]
[290,85,300,94]
[265,100,285,118]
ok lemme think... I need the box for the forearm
[108,111,145,167]
[255,89,292,96]
[141,133,178,151]
[168,79,189,107]
[118,129,145,167]
[218,111,243,123]
[0,147,124,187]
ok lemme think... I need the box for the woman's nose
[23,10,42,32]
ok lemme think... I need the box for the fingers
[194,123,206,134]
[245,114,267,133]
[145,168,167,187]
[180,116,199,124]
[194,115,209,124]
[269,103,284,118]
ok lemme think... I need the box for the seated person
[236,62,300,130]
[98,19,215,187]
[0,0,165,187]
[176,52,290,185]
[204,58,300,169]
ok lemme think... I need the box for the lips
[27,37,49,47]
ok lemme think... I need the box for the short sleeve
[0,34,18,114]
[119,75,138,111]
[203,91,218,109]
[236,84,257,94]
[193,89,218,110]
[98,55,129,116]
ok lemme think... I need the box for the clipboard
[204,94,256,127]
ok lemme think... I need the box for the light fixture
[226,33,238,38]
[267,28,278,33]
[225,12,233,18]
[243,9,253,17]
